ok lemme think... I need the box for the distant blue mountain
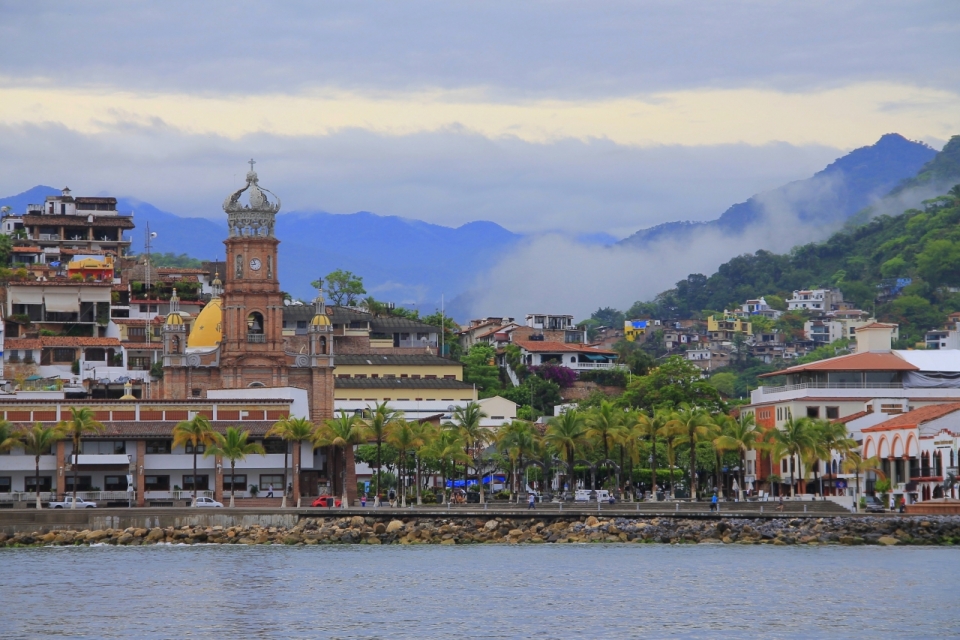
[619,133,937,247]
[0,187,522,307]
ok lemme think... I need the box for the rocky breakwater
[3,515,960,547]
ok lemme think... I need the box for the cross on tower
[248,158,256,171]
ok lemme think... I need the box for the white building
[787,288,845,312]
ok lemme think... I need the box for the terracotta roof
[122,343,164,350]
[3,421,277,438]
[334,354,460,367]
[112,317,165,325]
[12,246,41,253]
[4,339,41,350]
[862,404,960,433]
[7,280,111,287]
[833,410,870,425]
[758,351,917,378]
[21,214,135,228]
[855,322,899,331]
[335,378,473,390]
[513,339,617,355]
[156,267,208,275]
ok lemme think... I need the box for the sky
[1,1,959,316]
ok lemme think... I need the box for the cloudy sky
[1,1,958,240]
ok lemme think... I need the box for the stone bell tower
[219,160,288,388]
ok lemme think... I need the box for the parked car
[311,495,342,508]
[862,495,886,513]
[49,497,97,508]
[191,496,223,508]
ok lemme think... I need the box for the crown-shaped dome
[223,160,281,238]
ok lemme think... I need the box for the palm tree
[656,415,683,499]
[204,427,265,507]
[811,418,857,497]
[386,419,423,507]
[771,417,817,497]
[714,412,761,501]
[585,401,623,493]
[666,403,715,501]
[266,416,314,507]
[545,409,587,497]
[633,410,669,501]
[497,420,540,501]
[362,402,402,501]
[59,407,105,507]
[12,422,64,509]
[409,420,436,505]
[421,427,469,504]
[172,414,220,503]
[445,402,490,503]
[0,419,17,454]
[841,452,882,512]
[314,410,365,507]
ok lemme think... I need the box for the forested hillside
[600,177,960,346]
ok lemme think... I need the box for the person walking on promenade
[777,494,784,512]
[528,493,536,509]
[266,484,274,498]
[711,493,718,512]
[361,494,367,507]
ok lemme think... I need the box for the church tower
[219,160,288,388]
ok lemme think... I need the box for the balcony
[247,333,266,343]
[760,381,903,394]
[572,362,622,370]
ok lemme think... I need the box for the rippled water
[1,544,957,639]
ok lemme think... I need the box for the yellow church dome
[310,313,331,326]
[165,313,183,326]
[188,297,222,348]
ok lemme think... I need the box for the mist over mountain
[619,134,936,248]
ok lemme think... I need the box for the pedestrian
[528,492,536,509]
[899,496,906,513]
[360,494,367,507]
[711,493,718,512]
[777,494,784,512]
[374,493,381,508]
[266,484,274,498]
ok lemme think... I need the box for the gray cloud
[0,121,841,236]
[2,1,958,97]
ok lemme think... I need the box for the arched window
[247,381,265,388]
[247,312,265,342]
[319,336,327,354]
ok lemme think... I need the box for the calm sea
[1,544,956,639]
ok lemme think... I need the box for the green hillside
[600,180,960,347]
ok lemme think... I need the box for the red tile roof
[112,317,165,325]
[855,322,899,332]
[6,336,121,348]
[758,351,917,378]
[832,410,870,425]
[862,403,960,432]
[513,339,617,355]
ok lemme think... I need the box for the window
[261,438,286,454]
[104,476,128,491]
[259,474,284,490]
[192,388,202,398]
[129,327,145,337]
[144,475,170,491]
[223,474,247,491]
[826,407,839,420]
[806,407,820,419]
[81,440,126,455]
[297,320,307,329]
[64,476,93,491]
[184,443,205,454]
[25,476,53,492]
[0,476,11,492]
[182,475,209,490]
[53,348,76,363]
[145,440,171,454]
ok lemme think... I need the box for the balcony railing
[247,333,266,343]
[761,382,903,394]
[572,362,622,370]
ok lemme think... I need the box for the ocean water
[1,544,956,639]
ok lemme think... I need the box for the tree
[204,427,265,507]
[266,416,313,507]
[172,415,221,503]
[59,407,105,508]
[841,453,882,513]
[633,410,669,500]
[770,417,817,497]
[621,356,725,414]
[496,420,540,501]
[445,402,491,503]
[545,409,588,497]
[420,426,469,504]
[360,402,401,500]
[461,344,501,395]
[386,420,424,507]
[314,410,365,507]
[666,404,716,501]
[707,372,737,397]
[713,412,761,500]
[315,269,365,306]
[585,401,623,494]
[656,414,683,499]
[0,419,16,454]
[12,423,64,509]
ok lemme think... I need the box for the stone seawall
[3,515,960,547]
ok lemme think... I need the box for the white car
[49,497,97,508]
[191,496,223,508]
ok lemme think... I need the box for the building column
[292,441,302,506]
[136,440,146,506]
[56,441,66,499]
[345,445,358,506]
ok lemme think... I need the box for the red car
[311,495,342,508]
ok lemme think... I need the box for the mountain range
[1,132,955,320]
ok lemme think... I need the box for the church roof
[187,297,222,348]
[335,377,473,390]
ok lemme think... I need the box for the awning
[74,454,131,467]
[44,290,80,313]
[584,354,608,361]
[10,288,43,305]
[79,287,110,303]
